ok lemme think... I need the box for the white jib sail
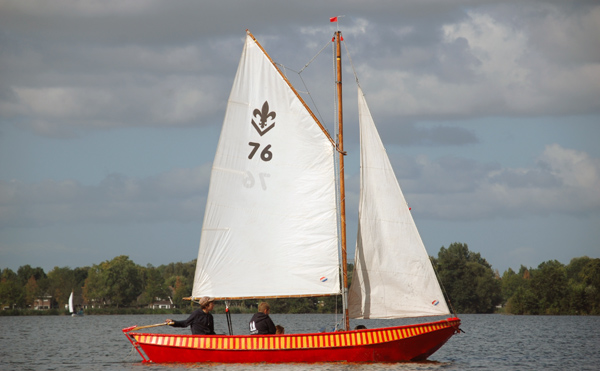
[348,87,450,319]
[192,34,340,298]
[68,291,74,313]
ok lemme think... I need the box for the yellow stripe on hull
[132,319,461,351]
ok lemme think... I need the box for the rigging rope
[274,39,333,135]
[429,255,459,317]
[342,38,361,88]
[299,40,331,74]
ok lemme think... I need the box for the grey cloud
[0,164,212,228]
[402,144,600,220]
[400,155,499,195]
[489,169,562,189]
[2,0,599,138]
[381,123,479,146]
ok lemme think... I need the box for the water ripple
[1,314,598,370]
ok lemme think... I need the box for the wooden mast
[335,30,349,331]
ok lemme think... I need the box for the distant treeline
[433,243,599,315]
[1,243,598,315]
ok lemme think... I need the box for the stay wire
[275,39,332,135]
[430,255,459,317]
[299,40,331,74]
[342,37,361,89]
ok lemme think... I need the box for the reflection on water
[1,314,598,370]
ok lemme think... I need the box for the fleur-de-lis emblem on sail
[251,101,276,136]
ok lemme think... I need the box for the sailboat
[69,291,83,317]
[123,29,461,363]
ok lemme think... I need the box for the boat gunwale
[127,317,460,351]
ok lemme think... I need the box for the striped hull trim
[124,318,461,363]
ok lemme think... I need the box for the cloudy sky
[1,0,599,275]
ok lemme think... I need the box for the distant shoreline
[2,307,599,316]
[0,305,262,316]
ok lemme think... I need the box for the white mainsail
[192,34,340,299]
[68,291,74,314]
[348,87,450,319]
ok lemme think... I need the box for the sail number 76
[248,142,273,162]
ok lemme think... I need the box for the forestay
[348,87,450,319]
[192,34,340,299]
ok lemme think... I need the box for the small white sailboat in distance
[69,291,83,317]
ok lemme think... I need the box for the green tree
[83,264,107,307]
[0,268,22,309]
[501,266,528,302]
[565,257,593,314]
[17,265,47,286]
[503,266,535,314]
[566,256,592,283]
[160,260,196,297]
[24,276,41,307]
[172,276,188,308]
[433,242,502,313]
[529,260,568,314]
[138,265,170,307]
[580,258,600,314]
[580,258,600,289]
[47,266,78,309]
[103,255,142,307]
[72,267,89,292]
[505,286,538,314]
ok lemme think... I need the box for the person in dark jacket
[166,296,216,335]
[249,302,276,335]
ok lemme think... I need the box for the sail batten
[192,34,340,299]
[348,87,450,319]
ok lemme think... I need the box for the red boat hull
[123,317,460,363]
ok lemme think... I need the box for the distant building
[87,298,109,308]
[33,294,53,310]
[151,297,173,309]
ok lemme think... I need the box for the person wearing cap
[166,296,216,335]
[249,302,276,335]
